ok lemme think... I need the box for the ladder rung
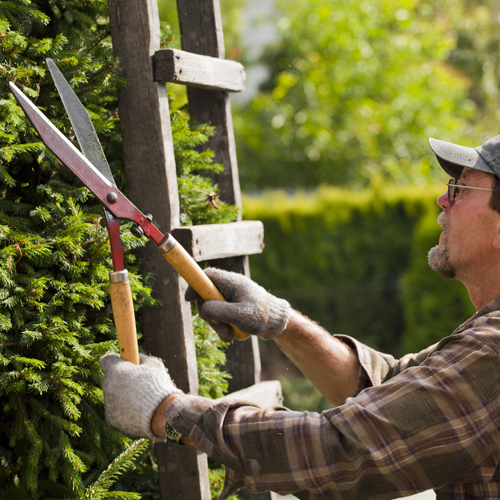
[219,380,283,408]
[154,48,246,92]
[172,220,264,261]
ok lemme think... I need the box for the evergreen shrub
[1,1,234,497]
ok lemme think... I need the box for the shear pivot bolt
[131,214,153,238]
[131,224,145,238]
[107,192,118,204]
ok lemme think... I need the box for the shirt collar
[453,294,500,334]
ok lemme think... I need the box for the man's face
[428,168,499,282]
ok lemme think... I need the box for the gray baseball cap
[429,134,500,179]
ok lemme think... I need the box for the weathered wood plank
[176,0,241,209]
[172,221,264,261]
[107,0,199,389]
[176,0,225,58]
[156,444,211,500]
[154,49,246,92]
[223,333,262,393]
[107,1,209,499]
[220,381,283,408]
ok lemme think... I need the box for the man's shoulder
[468,309,500,348]
[451,296,500,334]
[439,309,500,356]
[458,306,500,332]
[473,308,500,327]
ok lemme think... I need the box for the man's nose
[438,191,452,210]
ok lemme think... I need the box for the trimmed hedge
[243,185,475,358]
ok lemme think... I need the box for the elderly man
[101,135,500,499]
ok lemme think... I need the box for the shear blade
[46,59,117,188]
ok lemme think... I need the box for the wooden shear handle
[109,270,141,364]
[159,235,249,341]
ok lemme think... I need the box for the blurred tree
[233,0,500,189]
[445,0,500,135]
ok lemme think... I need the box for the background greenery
[244,186,474,355]
[232,0,500,189]
[244,186,476,411]
[222,0,499,412]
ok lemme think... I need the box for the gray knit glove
[185,268,290,342]
[100,353,182,441]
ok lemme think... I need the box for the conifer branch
[83,439,148,499]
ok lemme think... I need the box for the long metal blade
[46,59,117,187]
[46,59,125,270]
[9,81,165,245]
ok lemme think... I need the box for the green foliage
[193,314,230,399]
[244,185,474,357]
[82,440,149,500]
[234,0,500,189]
[279,376,331,413]
[207,464,239,500]
[172,109,239,227]
[1,0,235,498]
[445,0,500,133]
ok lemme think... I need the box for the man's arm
[149,310,360,439]
[274,310,360,406]
[149,307,360,438]
[186,268,398,405]
[144,333,500,498]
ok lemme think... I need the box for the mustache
[438,211,450,232]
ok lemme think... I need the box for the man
[101,135,500,499]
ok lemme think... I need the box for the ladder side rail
[176,0,263,394]
[107,1,210,499]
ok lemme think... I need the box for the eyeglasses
[447,178,494,203]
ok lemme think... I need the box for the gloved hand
[100,353,182,440]
[185,267,290,342]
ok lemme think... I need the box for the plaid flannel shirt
[165,296,500,499]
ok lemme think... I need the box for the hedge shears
[9,61,248,365]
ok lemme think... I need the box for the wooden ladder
[107,1,281,499]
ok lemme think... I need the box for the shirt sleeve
[334,334,439,391]
[166,331,500,499]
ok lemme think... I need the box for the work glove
[185,267,290,342]
[100,353,182,441]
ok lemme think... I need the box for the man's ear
[493,221,500,250]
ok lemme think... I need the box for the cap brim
[429,138,494,179]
